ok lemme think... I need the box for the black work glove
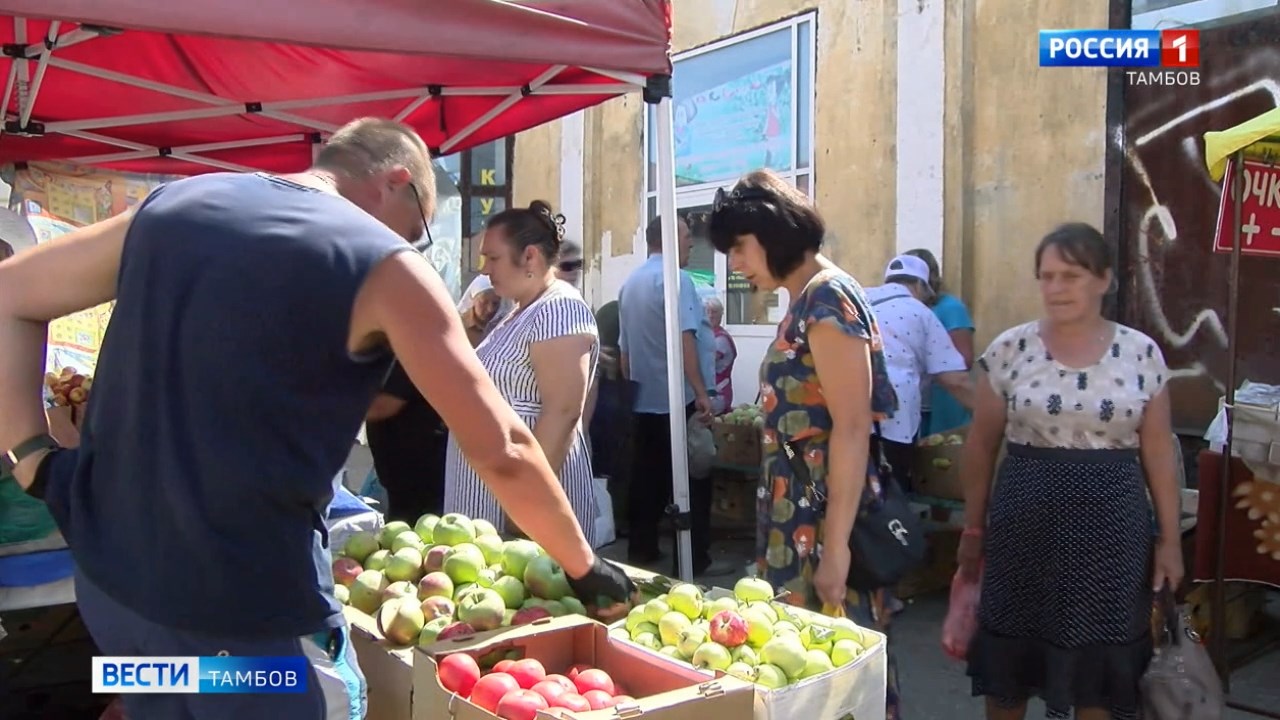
[567,556,637,620]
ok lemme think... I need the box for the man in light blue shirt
[618,217,726,575]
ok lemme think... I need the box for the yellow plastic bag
[823,603,846,618]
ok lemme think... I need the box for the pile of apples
[45,366,92,408]
[918,432,965,448]
[333,512,590,648]
[712,403,764,428]
[436,655,634,720]
[612,577,878,688]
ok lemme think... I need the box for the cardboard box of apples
[415,615,754,720]
[913,427,969,500]
[710,404,764,467]
[609,576,888,720]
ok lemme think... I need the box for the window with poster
[643,12,816,335]
[435,136,514,289]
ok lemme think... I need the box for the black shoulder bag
[781,425,926,591]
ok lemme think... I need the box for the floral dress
[756,269,901,718]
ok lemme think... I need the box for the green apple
[417,616,451,647]
[802,625,835,654]
[798,649,835,679]
[490,575,526,608]
[831,639,862,667]
[733,577,774,604]
[456,588,506,631]
[474,534,505,565]
[523,555,571,600]
[632,631,662,650]
[760,635,808,678]
[334,584,349,605]
[746,601,779,623]
[541,600,568,617]
[391,531,425,554]
[348,570,388,614]
[379,521,412,550]
[691,642,733,672]
[342,531,379,563]
[773,621,800,637]
[677,626,709,659]
[453,582,478,601]
[658,611,693,647]
[413,514,440,543]
[659,645,680,657]
[385,547,424,583]
[642,598,671,624]
[443,543,486,584]
[609,628,631,641]
[475,568,497,587]
[380,597,426,646]
[630,621,659,641]
[500,540,541,579]
[702,596,739,621]
[503,609,516,626]
[754,663,789,689]
[560,596,586,617]
[382,580,418,604]
[624,606,648,634]
[363,549,390,572]
[667,583,704,620]
[432,513,477,546]
[732,645,759,665]
[725,662,757,682]
[472,518,500,538]
[741,609,775,648]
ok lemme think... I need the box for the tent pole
[654,95,694,583]
[1210,150,1244,686]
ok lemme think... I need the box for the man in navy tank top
[0,118,633,720]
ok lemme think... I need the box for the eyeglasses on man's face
[408,182,433,251]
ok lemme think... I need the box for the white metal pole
[654,96,694,583]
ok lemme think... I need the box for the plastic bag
[592,476,616,548]
[941,565,982,660]
[358,468,387,510]
[686,416,716,479]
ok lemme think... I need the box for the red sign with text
[1213,158,1280,258]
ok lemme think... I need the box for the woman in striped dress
[445,200,600,547]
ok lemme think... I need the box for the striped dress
[443,280,600,547]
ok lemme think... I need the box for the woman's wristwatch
[0,433,61,477]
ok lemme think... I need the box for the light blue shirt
[925,292,975,435]
[618,255,702,414]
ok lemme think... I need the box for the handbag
[1140,587,1224,720]
[781,423,926,591]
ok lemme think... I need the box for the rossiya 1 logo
[1037,28,1201,87]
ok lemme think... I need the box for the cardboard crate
[414,615,754,720]
[710,473,757,530]
[344,605,419,720]
[610,588,889,720]
[913,427,967,500]
[712,422,762,468]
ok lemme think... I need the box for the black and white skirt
[967,443,1155,719]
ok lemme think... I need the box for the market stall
[1193,107,1280,720]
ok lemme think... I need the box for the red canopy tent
[0,0,672,175]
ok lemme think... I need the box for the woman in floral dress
[708,169,902,718]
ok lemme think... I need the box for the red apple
[582,689,613,710]
[507,658,546,689]
[708,610,749,648]
[566,664,590,680]
[573,668,615,696]
[543,674,576,693]
[332,557,363,587]
[509,606,553,626]
[530,679,568,705]
[492,659,516,674]
[553,693,591,712]
[436,621,476,641]
[470,673,521,713]
[496,689,548,720]
[437,653,481,697]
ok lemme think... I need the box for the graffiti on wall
[1120,14,1280,430]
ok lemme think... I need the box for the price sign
[1213,158,1280,258]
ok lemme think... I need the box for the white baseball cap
[884,254,932,285]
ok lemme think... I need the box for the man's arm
[349,251,595,578]
[922,312,974,409]
[678,275,710,415]
[0,211,133,488]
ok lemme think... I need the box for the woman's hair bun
[528,199,566,245]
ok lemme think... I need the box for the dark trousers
[376,431,448,523]
[880,437,916,493]
[628,404,711,567]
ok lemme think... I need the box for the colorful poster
[674,60,793,186]
[9,162,178,375]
